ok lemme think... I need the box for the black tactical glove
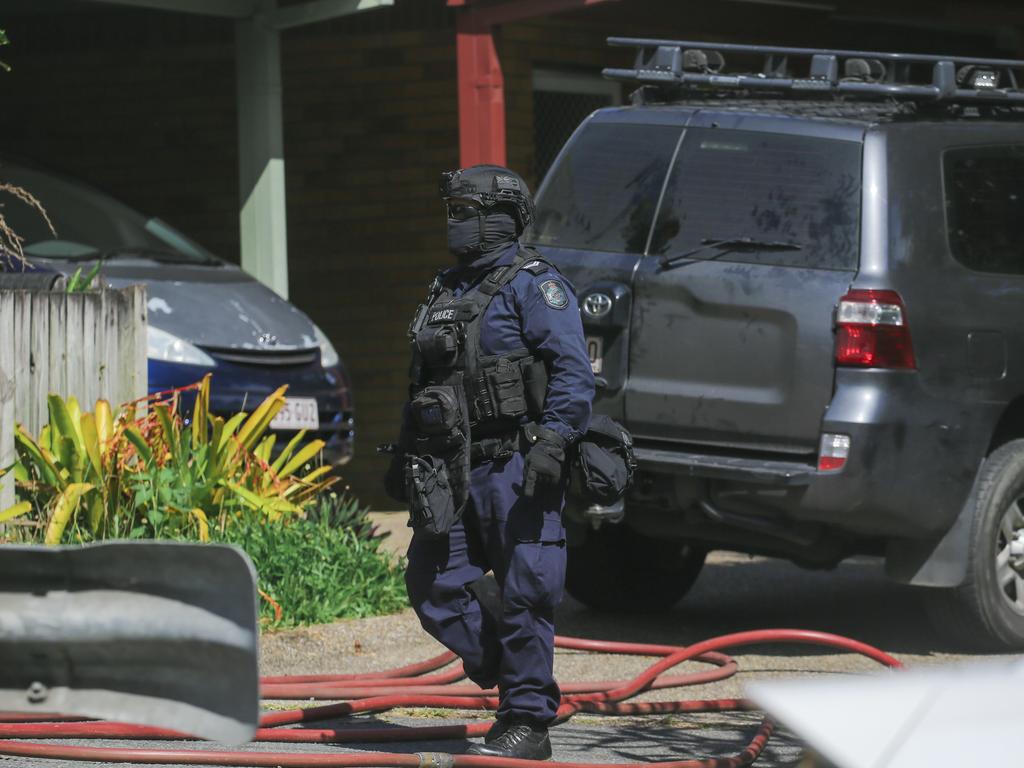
[521,424,567,498]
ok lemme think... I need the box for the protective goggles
[445,199,482,221]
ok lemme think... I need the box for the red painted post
[455,11,506,167]
[450,0,620,168]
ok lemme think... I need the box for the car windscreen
[651,129,862,270]
[526,122,683,255]
[0,164,218,264]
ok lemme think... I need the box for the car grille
[205,348,320,367]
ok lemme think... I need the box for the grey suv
[528,39,1024,649]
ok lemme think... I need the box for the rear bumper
[633,370,989,540]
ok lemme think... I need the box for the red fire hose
[0,629,902,767]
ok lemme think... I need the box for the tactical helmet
[439,165,535,233]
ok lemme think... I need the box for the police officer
[390,165,594,760]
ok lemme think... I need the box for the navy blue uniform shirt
[444,241,595,443]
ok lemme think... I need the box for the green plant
[0,29,10,73]
[216,513,408,628]
[4,374,335,544]
[65,262,102,294]
[305,491,384,543]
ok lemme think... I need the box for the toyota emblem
[257,333,279,347]
[583,293,613,318]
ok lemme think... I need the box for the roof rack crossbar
[604,37,1024,107]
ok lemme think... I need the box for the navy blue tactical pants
[405,451,567,725]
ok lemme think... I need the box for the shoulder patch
[538,279,569,310]
[522,259,551,275]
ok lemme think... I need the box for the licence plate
[586,336,604,375]
[270,397,320,431]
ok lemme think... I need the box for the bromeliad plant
[3,374,335,545]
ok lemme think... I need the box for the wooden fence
[0,286,147,511]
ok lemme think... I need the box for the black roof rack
[603,38,1024,107]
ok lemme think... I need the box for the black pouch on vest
[410,386,463,442]
[569,415,638,506]
[405,455,457,537]
[487,358,528,419]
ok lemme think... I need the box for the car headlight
[313,324,339,368]
[147,326,216,367]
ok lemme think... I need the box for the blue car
[1,160,354,465]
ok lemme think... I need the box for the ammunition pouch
[403,384,472,538]
[465,356,548,426]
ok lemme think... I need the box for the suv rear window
[650,129,862,270]
[944,145,1024,275]
[528,122,682,254]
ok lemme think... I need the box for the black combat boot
[466,722,552,760]
[483,718,510,743]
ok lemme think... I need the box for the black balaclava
[447,208,518,265]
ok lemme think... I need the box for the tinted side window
[945,145,1024,275]
[651,129,862,270]
[528,122,682,254]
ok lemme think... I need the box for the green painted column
[236,0,289,299]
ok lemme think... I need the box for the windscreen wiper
[659,237,803,271]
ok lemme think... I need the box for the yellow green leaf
[123,426,153,463]
[270,430,307,474]
[15,427,63,488]
[219,413,247,448]
[48,394,84,456]
[235,385,288,452]
[192,374,211,449]
[190,508,210,542]
[44,483,93,546]
[87,494,104,534]
[80,413,103,478]
[0,501,32,523]
[277,439,325,479]
[95,399,114,450]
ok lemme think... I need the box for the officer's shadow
[479,553,964,656]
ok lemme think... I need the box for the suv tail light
[835,289,916,369]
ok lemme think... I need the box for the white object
[747,657,1024,768]
[270,397,319,431]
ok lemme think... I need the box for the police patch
[539,279,569,310]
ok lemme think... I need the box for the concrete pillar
[236,0,289,299]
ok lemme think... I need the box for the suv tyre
[926,439,1024,650]
[565,524,706,612]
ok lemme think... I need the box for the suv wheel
[565,524,706,612]
[926,439,1024,650]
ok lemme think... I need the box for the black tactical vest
[401,250,552,522]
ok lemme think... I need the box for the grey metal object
[527,39,1024,643]
[996,501,1024,615]
[0,542,260,743]
[604,37,1024,106]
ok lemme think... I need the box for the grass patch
[216,512,409,629]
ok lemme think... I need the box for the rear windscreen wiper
[659,237,803,271]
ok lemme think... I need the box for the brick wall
[281,18,459,508]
